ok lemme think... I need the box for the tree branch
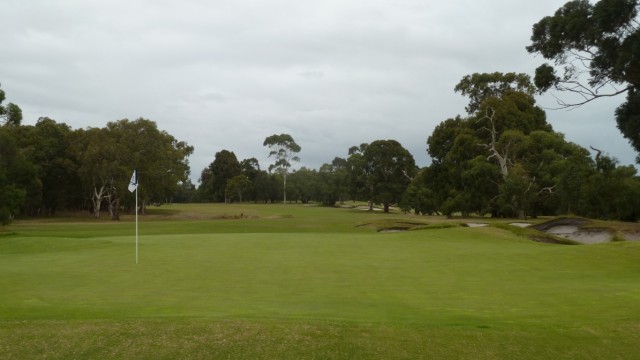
[545,85,631,110]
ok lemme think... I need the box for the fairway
[1,204,639,359]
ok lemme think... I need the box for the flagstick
[135,182,139,264]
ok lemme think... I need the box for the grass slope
[1,204,639,359]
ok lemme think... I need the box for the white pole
[135,182,139,264]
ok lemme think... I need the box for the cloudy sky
[1,0,636,183]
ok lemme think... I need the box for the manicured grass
[1,204,639,359]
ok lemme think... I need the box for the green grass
[1,204,640,359]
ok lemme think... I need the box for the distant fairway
[1,204,639,359]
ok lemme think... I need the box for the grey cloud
[0,0,636,183]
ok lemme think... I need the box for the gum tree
[527,0,640,159]
[263,134,301,203]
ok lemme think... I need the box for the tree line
[192,71,640,221]
[2,0,639,223]
[0,105,193,224]
[2,74,639,223]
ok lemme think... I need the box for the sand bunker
[623,232,640,241]
[544,225,613,244]
[533,219,614,244]
[546,225,579,235]
[466,223,489,227]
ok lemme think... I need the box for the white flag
[128,170,137,192]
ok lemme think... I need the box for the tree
[17,117,81,215]
[252,170,281,203]
[225,175,251,203]
[0,85,29,224]
[318,157,350,206]
[0,128,27,224]
[419,72,593,219]
[399,170,438,215]
[73,118,193,219]
[263,134,301,203]
[362,140,416,213]
[239,157,261,202]
[208,150,241,203]
[615,87,640,161]
[0,84,22,127]
[573,151,640,221]
[287,167,316,203]
[454,72,537,114]
[527,0,640,157]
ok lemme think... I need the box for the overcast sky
[1,0,636,183]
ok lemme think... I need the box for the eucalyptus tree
[208,150,241,202]
[0,128,28,225]
[288,167,317,203]
[17,117,81,214]
[0,85,29,224]
[346,143,370,207]
[239,157,261,202]
[263,134,301,203]
[74,118,193,219]
[527,0,640,160]
[0,84,22,127]
[225,174,251,203]
[361,140,417,213]
[108,118,193,213]
[420,72,593,218]
[319,157,349,205]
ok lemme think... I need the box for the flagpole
[128,169,139,264]
[135,179,139,264]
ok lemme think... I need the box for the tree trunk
[482,108,510,178]
[383,202,390,213]
[283,171,287,203]
[92,186,106,218]
[111,197,120,221]
[518,209,526,220]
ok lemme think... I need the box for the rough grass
[1,204,640,359]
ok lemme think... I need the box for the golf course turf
[1,204,639,359]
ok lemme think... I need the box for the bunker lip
[532,217,589,232]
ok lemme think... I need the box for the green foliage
[0,127,37,224]
[528,0,638,88]
[17,118,82,215]
[263,134,301,203]
[420,72,567,218]
[616,87,640,162]
[455,72,536,114]
[415,70,640,221]
[71,118,193,218]
[202,150,241,202]
[360,140,416,213]
[0,84,22,126]
[226,174,251,202]
[527,0,640,156]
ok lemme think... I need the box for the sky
[1,0,637,183]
